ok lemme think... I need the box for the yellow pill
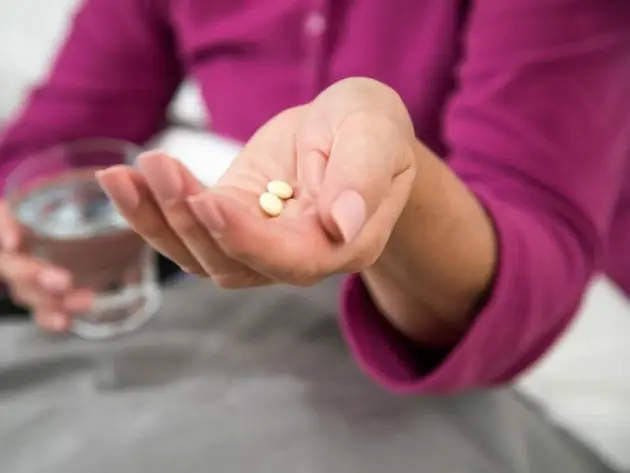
[266,180,294,200]
[258,192,284,217]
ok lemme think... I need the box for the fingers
[0,253,71,292]
[30,289,93,333]
[137,150,204,201]
[9,283,63,310]
[98,152,262,284]
[33,311,71,333]
[97,163,206,275]
[316,112,415,242]
[0,201,89,333]
[0,200,20,251]
[137,152,252,277]
[0,252,93,333]
[0,253,89,311]
[188,191,333,285]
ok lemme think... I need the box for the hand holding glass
[4,140,160,339]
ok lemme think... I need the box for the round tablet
[258,192,284,217]
[266,180,294,200]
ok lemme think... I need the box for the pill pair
[258,180,294,217]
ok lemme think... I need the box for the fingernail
[51,315,68,332]
[64,291,93,312]
[139,154,182,202]
[97,169,140,209]
[188,196,226,238]
[41,313,69,332]
[38,270,71,292]
[331,190,366,243]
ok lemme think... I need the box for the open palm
[186,106,350,286]
[98,107,357,288]
[98,80,416,289]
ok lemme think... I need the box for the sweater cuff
[339,188,537,394]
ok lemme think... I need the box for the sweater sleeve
[0,0,182,189]
[340,0,630,394]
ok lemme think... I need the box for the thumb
[0,200,20,251]
[315,113,414,243]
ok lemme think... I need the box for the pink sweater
[1,0,629,393]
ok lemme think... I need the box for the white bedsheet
[151,127,630,472]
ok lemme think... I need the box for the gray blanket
[0,277,613,473]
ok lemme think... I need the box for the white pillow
[168,81,209,129]
[148,127,240,186]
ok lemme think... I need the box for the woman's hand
[97,78,417,288]
[0,201,93,332]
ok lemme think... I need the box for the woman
[0,0,628,394]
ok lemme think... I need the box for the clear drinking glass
[4,139,161,340]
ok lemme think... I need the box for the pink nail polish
[49,313,68,332]
[64,291,94,312]
[139,155,182,202]
[39,271,71,292]
[97,170,140,209]
[330,190,366,243]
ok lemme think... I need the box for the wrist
[362,141,496,345]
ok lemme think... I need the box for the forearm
[339,1,629,394]
[362,140,496,346]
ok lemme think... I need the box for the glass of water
[4,139,161,340]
